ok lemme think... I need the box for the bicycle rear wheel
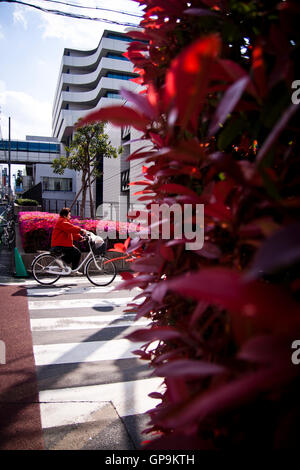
[32,253,61,285]
[86,256,116,286]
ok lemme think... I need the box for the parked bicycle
[31,231,116,286]
[0,202,16,223]
[0,219,15,248]
[0,203,16,248]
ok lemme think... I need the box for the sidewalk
[0,280,44,449]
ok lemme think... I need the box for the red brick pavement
[0,284,44,450]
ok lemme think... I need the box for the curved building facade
[52,30,140,144]
[51,29,145,219]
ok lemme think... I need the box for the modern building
[0,136,74,210]
[51,29,146,219]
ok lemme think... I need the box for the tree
[52,122,121,219]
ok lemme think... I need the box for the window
[107,72,134,81]
[49,143,60,153]
[107,33,130,42]
[105,91,121,99]
[121,169,130,192]
[0,140,59,153]
[39,143,51,152]
[106,33,148,44]
[17,141,28,151]
[43,177,72,192]
[28,142,40,152]
[106,52,129,61]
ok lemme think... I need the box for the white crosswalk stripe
[30,314,149,330]
[28,296,143,310]
[25,275,163,449]
[39,378,163,429]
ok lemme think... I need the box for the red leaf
[120,88,158,119]
[184,8,218,17]
[129,180,151,186]
[190,301,209,326]
[131,349,152,360]
[204,202,232,221]
[152,281,169,303]
[246,223,300,280]
[110,242,126,253]
[153,363,297,429]
[159,183,202,201]
[237,335,292,365]
[256,103,300,164]
[160,243,175,262]
[148,392,163,399]
[124,237,131,250]
[196,241,221,259]
[252,41,268,99]
[125,30,152,41]
[126,326,182,343]
[120,272,134,281]
[116,274,155,290]
[211,59,257,97]
[131,257,163,274]
[154,359,226,378]
[76,106,150,132]
[166,268,300,338]
[128,152,157,162]
[149,132,164,148]
[134,299,157,320]
[209,76,250,136]
[164,34,221,130]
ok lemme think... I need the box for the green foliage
[52,122,122,218]
[52,122,121,175]
[15,198,39,206]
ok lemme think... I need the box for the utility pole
[8,117,11,200]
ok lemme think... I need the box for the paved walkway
[0,281,44,449]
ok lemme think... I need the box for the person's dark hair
[60,207,71,217]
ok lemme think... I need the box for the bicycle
[0,220,15,248]
[31,231,116,286]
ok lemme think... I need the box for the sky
[0,0,143,142]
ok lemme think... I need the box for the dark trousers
[59,246,81,270]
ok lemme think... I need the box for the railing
[42,198,145,221]
[42,198,82,217]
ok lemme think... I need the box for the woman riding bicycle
[51,207,87,274]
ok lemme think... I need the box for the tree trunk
[80,171,87,219]
[69,174,88,211]
[88,165,95,219]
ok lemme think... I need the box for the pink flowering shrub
[18,211,144,253]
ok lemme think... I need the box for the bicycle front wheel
[86,256,116,286]
[32,253,61,285]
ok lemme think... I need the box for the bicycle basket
[91,236,106,255]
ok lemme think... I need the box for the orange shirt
[51,216,82,247]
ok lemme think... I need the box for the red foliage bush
[79,1,300,449]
